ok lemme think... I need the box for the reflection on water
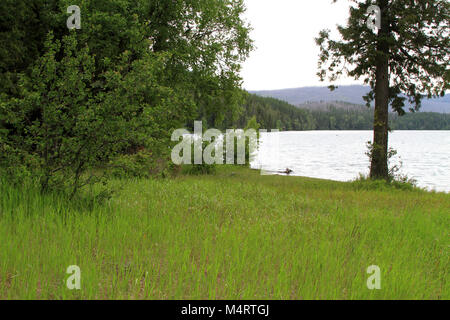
[252,131,450,193]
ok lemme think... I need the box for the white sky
[241,0,363,91]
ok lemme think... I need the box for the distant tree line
[224,95,315,131]
[225,94,450,131]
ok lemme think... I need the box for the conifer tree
[316,0,449,179]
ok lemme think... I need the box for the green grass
[0,166,448,300]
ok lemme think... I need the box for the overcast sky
[241,0,363,91]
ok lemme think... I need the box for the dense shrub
[0,34,189,196]
[0,0,253,196]
[108,151,178,179]
[352,174,419,192]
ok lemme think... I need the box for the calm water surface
[252,131,450,193]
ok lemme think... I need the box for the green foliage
[143,0,254,126]
[107,151,173,179]
[310,105,373,130]
[1,0,253,122]
[390,112,450,130]
[226,94,316,131]
[310,106,450,130]
[365,142,418,186]
[182,163,217,176]
[352,173,419,192]
[0,0,253,194]
[245,115,261,132]
[0,32,188,195]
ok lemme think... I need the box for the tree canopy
[0,0,253,193]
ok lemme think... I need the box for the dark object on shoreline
[281,168,293,175]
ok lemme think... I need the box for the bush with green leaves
[0,33,190,195]
[0,0,253,195]
[107,150,178,179]
[363,141,418,189]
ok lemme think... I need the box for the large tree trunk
[370,0,390,180]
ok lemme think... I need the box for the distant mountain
[250,85,450,114]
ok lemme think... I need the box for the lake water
[251,131,450,193]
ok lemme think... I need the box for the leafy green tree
[1,0,253,125]
[143,0,254,126]
[1,33,189,195]
[0,0,253,193]
[316,0,449,179]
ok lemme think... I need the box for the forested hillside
[228,94,450,131]
[226,95,316,130]
[251,85,450,113]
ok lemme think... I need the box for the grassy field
[0,166,448,300]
